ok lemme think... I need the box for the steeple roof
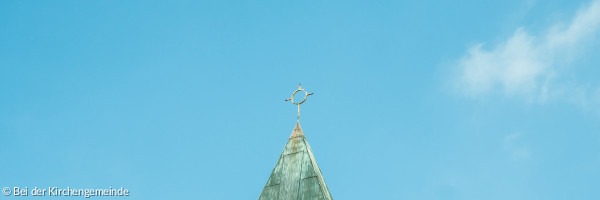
[259,123,333,200]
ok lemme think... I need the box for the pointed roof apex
[290,122,304,138]
[260,123,333,200]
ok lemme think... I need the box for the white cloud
[454,0,600,104]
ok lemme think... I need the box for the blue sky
[1,0,600,199]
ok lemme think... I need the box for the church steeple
[290,122,304,138]
[259,123,333,200]
[259,85,333,200]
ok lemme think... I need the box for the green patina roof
[259,123,333,200]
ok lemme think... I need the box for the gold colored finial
[285,84,314,122]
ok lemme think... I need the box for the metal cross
[285,84,314,122]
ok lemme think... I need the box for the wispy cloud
[453,0,600,106]
[503,131,531,161]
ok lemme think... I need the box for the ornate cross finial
[285,84,314,122]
